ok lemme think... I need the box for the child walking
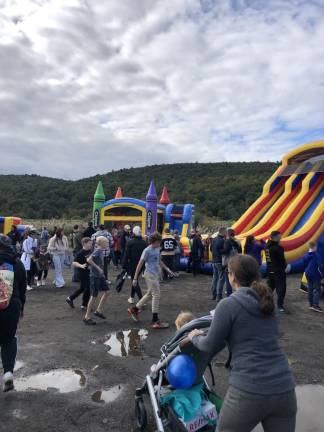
[35,245,51,287]
[66,237,92,310]
[84,236,111,325]
[303,241,323,313]
[128,232,174,329]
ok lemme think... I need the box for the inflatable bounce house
[92,181,195,247]
[0,216,22,235]
[92,141,323,274]
[233,141,324,273]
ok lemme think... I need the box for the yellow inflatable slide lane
[233,141,324,271]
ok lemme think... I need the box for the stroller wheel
[135,398,147,431]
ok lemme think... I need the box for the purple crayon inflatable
[145,180,158,236]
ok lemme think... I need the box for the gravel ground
[1,267,323,432]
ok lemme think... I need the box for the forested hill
[0,162,279,221]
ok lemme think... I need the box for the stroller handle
[179,337,191,348]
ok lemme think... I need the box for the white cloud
[0,0,323,179]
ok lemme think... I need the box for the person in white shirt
[48,228,69,288]
[21,230,36,291]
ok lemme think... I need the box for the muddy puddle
[94,329,148,357]
[14,369,86,393]
[252,384,324,432]
[92,384,125,404]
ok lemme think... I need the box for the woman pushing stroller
[188,254,296,432]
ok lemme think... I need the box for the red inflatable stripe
[235,178,285,234]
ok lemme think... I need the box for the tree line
[0,161,279,222]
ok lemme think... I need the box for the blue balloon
[167,354,197,389]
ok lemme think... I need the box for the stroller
[134,315,222,431]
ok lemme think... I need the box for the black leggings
[0,299,21,374]
[38,269,48,280]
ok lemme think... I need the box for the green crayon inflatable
[93,181,105,228]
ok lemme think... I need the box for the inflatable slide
[233,141,324,272]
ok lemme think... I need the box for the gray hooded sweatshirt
[192,287,295,395]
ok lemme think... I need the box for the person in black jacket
[82,221,96,239]
[120,225,132,264]
[211,227,227,300]
[6,225,21,253]
[122,226,147,304]
[0,235,26,392]
[191,232,205,277]
[160,229,177,280]
[265,231,290,313]
[223,229,242,297]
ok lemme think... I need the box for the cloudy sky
[0,0,323,179]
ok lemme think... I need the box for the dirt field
[1,267,324,432]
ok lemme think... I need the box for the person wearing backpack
[0,235,27,392]
[223,229,242,297]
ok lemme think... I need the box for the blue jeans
[307,278,321,306]
[211,263,225,300]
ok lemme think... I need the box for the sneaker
[26,285,33,291]
[66,297,74,309]
[311,305,323,313]
[41,280,46,286]
[80,305,87,310]
[83,318,96,326]
[3,372,14,392]
[128,307,139,322]
[94,311,106,319]
[278,307,289,314]
[151,321,169,329]
[128,297,135,304]
[37,281,41,287]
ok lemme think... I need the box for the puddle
[14,369,86,393]
[95,329,148,357]
[14,361,25,371]
[92,384,125,404]
[252,384,324,432]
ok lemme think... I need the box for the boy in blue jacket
[303,242,323,313]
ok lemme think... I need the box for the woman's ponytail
[251,280,274,316]
[228,254,275,316]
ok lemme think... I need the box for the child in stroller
[134,313,222,431]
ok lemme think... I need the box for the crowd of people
[1,220,323,432]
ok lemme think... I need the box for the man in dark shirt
[265,231,290,313]
[66,237,92,309]
[211,227,227,301]
[120,225,132,263]
[160,228,177,280]
[83,221,96,238]
[122,226,147,303]
[0,234,26,392]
